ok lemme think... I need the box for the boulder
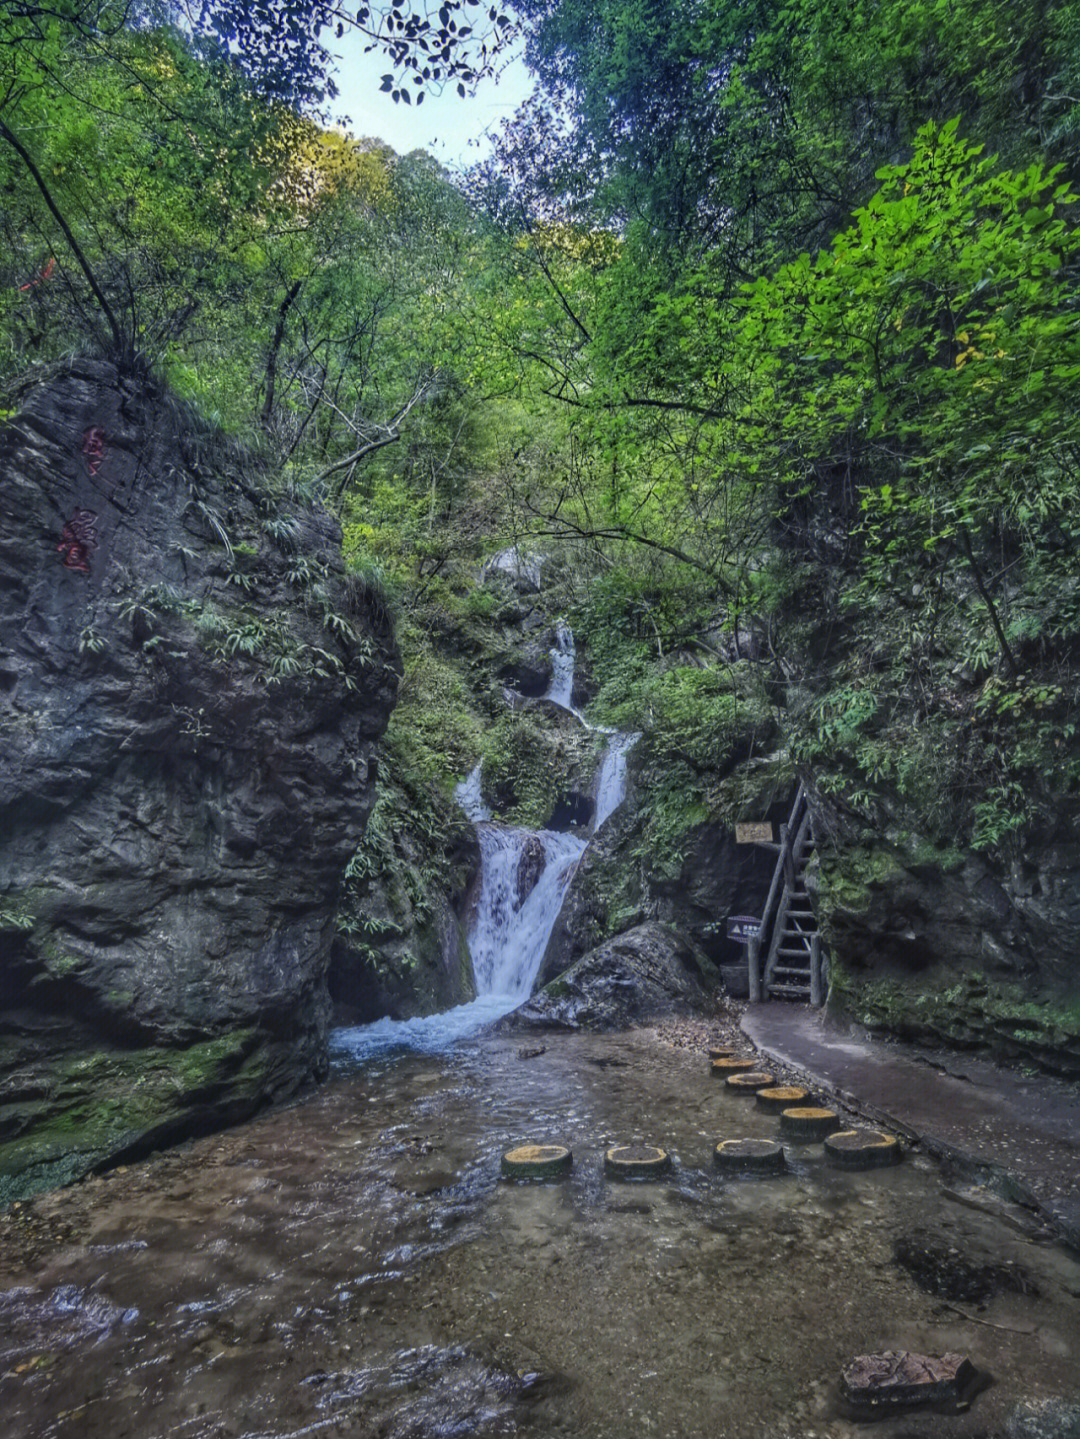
[0,360,399,1201]
[516,835,547,906]
[839,1351,979,1417]
[506,922,716,1031]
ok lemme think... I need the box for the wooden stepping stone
[708,1045,736,1060]
[711,1057,755,1077]
[825,1129,902,1170]
[714,1138,787,1176]
[725,1070,776,1092]
[501,1144,573,1180]
[756,1085,810,1113]
[604,1144,672,1180]
[779,1106,841,1142]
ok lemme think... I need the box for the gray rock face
[507,922,716,1031]
[806,786,1080,1072]
[0,361,399,1199]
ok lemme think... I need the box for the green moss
[0,1029,266,1206]
[828,966,1080,1076]
[817,844,908,918]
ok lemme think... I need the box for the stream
[3,624,1078,1438]
[2,1029,1079,1439]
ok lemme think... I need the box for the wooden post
[810,933,823,1008]
[748,934,762,1003]
[781,820,795,888]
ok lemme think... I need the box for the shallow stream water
[2,1028,1078,1439]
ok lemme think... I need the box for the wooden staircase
[749,784,826,1005]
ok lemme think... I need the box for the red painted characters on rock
[58,509,99,575]
[82,427,107,477]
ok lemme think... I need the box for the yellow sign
[735,821,774,844]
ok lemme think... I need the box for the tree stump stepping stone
[756,1085,810,1113]
[725,1070,776,1092]
[708,1046,736,1060]
[825,1129,902,1169]
[501,1144,573,1180]
[779,1106,841,1142]
[711,1057,756,1077]
[840,1351,979,1418]
[714,1138,787,1176]
[604,1144,672,1180]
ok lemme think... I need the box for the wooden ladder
[748,784,826,1005]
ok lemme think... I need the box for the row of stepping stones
[707,1045,901,1173]
[501,1044,901,1181]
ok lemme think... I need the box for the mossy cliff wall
[807,791,1080,1076]
[0,361,400,1201]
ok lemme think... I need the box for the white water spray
[593,730,641,832]
[332,622,636,1062]
[547,621,577,710]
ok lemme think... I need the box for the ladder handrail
[755,784,805,995]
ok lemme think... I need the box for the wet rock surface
[509,923,717,1031]
[301,1343,547,1437]
[0,361,399,1201]
[1004,1399,1080,1439]
[894,1233,1037,1303]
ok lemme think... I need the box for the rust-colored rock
[840,1351,979,1416]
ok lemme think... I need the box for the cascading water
[547,620,576,710]
[593,730,641,831]
[332,622,635,1062]
[543,621,640,833]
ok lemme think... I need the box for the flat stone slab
[725,1070,776,1092]
[756,1085,810,1113]
[604,1144,672,1180]
[714,1138,787,1176]
[840,1350,979,1416]
[501,1144,573,1180]
[826,1128,902,1169]
[779,1106,841,1142]
[711,1057,756,1076]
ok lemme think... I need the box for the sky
[328,28,535,166]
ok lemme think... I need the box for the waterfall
[467,824,587,998]
[546,620,576,710]
[331,623,634,1062]
[544,620,639,832]
[593,730,641,831]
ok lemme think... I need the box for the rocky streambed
[1,1028,1078,1439]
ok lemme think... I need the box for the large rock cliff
[0,360,399,1201]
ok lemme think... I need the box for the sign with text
[727,915,762,943]
[735,821,774,845]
